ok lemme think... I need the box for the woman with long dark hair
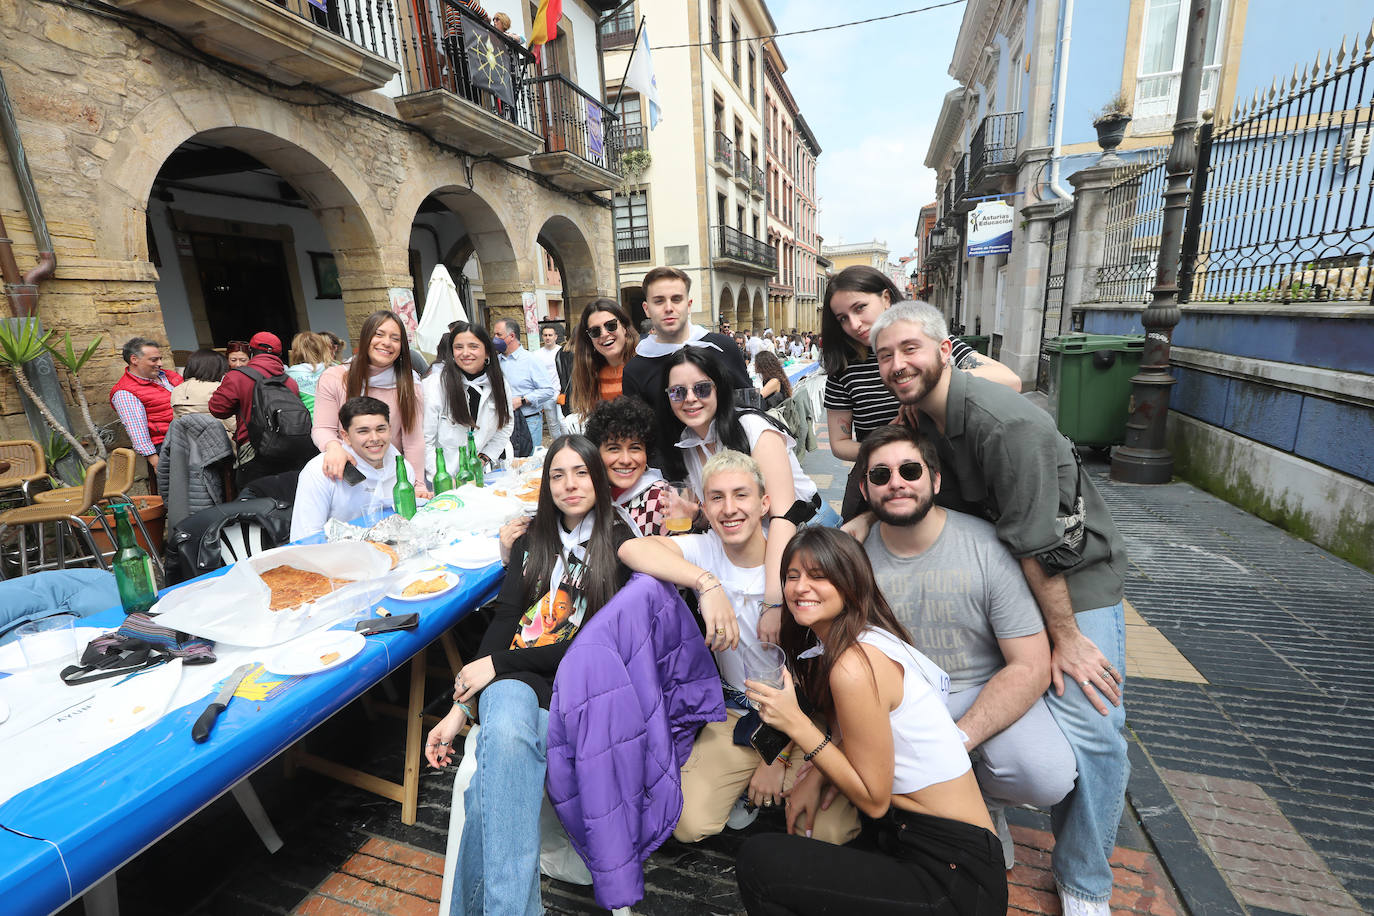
[422,321,514,481]
[312,310,427,492]
[738,527,1007,916]
[656,347,837,644]
[821,266,1019,518]
[566,298,639,416]
[753,349,793,410]
[425,435,632,915]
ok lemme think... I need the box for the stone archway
[98,91,393,340]
[752,289,766,334]
[718,285,736,333]
[535,214,600,330]
[401,187,521,331]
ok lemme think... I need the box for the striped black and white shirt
[822,338,979,442]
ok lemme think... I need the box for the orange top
[598,364,624,403]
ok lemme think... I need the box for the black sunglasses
[666,380,716,403]
[866,461,924,487]
[586,318,620,339]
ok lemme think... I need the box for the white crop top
[856,627,972,794]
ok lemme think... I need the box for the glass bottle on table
[454,440,471,486]
[433,446,455,495]
[112,504,158,613]
[393,455,417,519]
[466,429,483,487]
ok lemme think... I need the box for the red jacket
[209,354,299,444]
[110,368,184,447]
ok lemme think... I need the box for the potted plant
[1093,91,1133,153]
[619,149,652,190]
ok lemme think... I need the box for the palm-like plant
[0,319,95,465]
[45,333,108,459]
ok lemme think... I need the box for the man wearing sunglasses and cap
[856,424,1077,870]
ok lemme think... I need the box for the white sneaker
[725,797,758,830]
[1059,891,1112,916]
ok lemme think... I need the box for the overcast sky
[766,0,964,263]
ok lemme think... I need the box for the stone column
[1063,164,1119,321]
[998,198,1062,382]
[338,245,410,338]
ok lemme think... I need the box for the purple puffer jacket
[546,574,726,909]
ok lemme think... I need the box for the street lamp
[1111,0,1210,484]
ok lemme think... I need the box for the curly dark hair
[584,396,655,448]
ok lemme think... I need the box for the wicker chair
[0,460,111,579]
[0,439,46,508]
[31,449,162,575]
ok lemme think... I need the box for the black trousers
[736,809,1007,916]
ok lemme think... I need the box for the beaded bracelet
[803,732,831,762]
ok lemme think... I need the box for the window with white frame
[1134,0,1226,131]
[613,190,650,262]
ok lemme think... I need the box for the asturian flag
[623,23,662,129]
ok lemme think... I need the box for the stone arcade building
[1,0,620,447]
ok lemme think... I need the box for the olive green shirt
[921,368,1127,613]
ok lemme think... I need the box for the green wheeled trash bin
[957,334,990,357]
[1040,333,1145,448]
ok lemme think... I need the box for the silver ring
[438,740,450,746]
[1081,679,1090,687]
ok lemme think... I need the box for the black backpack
[240,366,315,462]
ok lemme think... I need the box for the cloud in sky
[767,0,964,261]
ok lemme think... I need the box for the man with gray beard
[856,424,1076,869]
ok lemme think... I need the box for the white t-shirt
[676,413,818,508]
[536,344,560,387]
[675,530,765,693]
[290,444,414,541]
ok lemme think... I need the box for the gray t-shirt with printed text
[865,510,1044,691]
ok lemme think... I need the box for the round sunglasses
[586,318,620,339]
[666,380,716,403]
[866,461,925,487]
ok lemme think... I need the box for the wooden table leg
[401,648,426,826]
[439,631,465,677]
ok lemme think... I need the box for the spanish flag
[529,0,562,60]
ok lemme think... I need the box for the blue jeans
[1045,601,1129,903]
[810,498,842,529]
[453,679,549,916]
[522,409,543,448]
[542,402,564,440]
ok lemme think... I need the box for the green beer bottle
[466,430,482,487]
[433,446,455,495]
[112,504,158,614]
[393,455,417,519]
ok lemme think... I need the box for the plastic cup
[742,641,786,708]
[664,481,697,534]
[17,614,79,668]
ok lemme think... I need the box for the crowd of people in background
[105,262,1126,916]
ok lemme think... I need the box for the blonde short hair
[700,449,765,497]
[493,11,511,30]
[289,331,333,366]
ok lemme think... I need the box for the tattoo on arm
[840,421,852,437]
[960,354,986,370]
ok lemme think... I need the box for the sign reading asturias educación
[967,200,1014,257]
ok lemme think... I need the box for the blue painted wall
[1079,307,1373,482]
[1062,2,1131,147]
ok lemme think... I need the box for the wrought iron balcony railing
[610,123,646,151]
[970,111,1021,189]
[616,227,650,263]
[734,149,752,182]
[712,224,777,271]
[600,25,636,49]
[714,130,734,168]
[752,165,766,197]
[528,73,620,174]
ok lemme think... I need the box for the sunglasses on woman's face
[227,340,249,350]
[586,318,620,339]
[866,461,924,487]
[666,380,716,403]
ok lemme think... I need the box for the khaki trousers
[674,710,861,845]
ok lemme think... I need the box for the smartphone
[342,463,367,486]
[749,720,790,765]
[356,612,419,635]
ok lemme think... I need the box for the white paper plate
[87,658,184,736]
[386,569,461,602]
[431,539,501,569]
[265,630,365,676]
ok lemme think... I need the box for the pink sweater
[311,365,426,477]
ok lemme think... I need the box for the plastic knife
[191,662,254,743]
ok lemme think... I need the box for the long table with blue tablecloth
[787,359,819,386]
[0,549,503,915]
